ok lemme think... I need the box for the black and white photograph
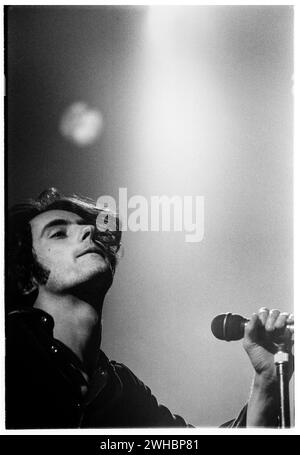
[3,3,295,434]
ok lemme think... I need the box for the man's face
[30,209,112,294]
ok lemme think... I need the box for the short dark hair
[6,188,122,310]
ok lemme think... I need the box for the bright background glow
[7,6,293,427]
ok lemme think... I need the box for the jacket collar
[7,306,111,370]
[8,306,55,334]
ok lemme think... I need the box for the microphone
[211,312,294,342]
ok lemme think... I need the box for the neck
[34,289,104,377]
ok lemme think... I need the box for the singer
[6,188,294,428]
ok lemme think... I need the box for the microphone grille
[211,313,229,340]
[211,313,246,341]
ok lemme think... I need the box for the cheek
[35,246,68,271]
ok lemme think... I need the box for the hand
[243,307,294,427]
[243,307,294,382]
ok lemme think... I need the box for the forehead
[30,210,84,234]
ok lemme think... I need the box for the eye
[50,230,67,239]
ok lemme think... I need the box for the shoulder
[103,356,191,427]
[109,360,146,388]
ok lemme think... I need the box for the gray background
[7,6,293,426]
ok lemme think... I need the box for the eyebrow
[40,218,87,238]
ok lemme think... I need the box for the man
[6,188,293,428]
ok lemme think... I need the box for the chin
[84,260,113,282]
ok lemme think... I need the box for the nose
[80,224,95,242]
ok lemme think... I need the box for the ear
[22,276,38,295]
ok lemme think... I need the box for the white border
[1,0,298,436]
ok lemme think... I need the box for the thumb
[244,313,260,343]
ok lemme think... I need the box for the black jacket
[5,308,246,429]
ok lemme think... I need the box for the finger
[265,309,281,331]
[274,312,289,330]
[257,307,269,326]
[286,313,294,333]
[287,313,294,333]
